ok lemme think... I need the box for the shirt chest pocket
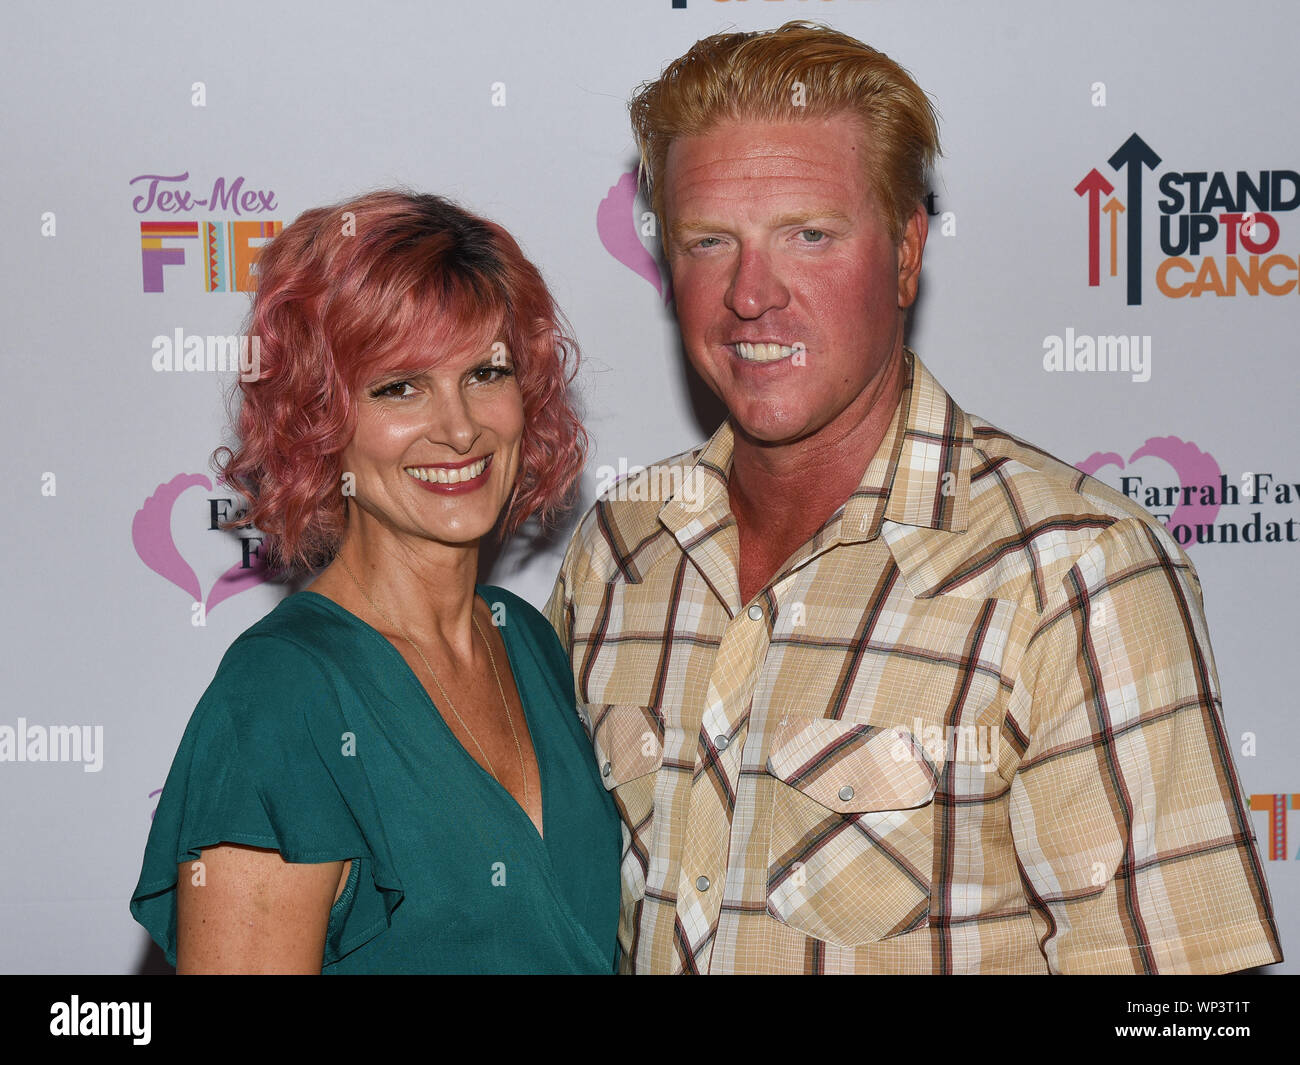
[590,704,663,905]
[765,714,940,947]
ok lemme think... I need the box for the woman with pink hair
[131,191,618,973]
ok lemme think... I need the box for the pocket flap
[590,704,664,790]
[766,715,939,813]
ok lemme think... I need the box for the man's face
[662,112,926,448]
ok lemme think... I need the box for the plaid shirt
[545,351,1282,974]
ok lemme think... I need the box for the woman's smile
[402,454,493,493]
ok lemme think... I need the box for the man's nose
[724,246,790,319]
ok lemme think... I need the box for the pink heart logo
[131,472,270,613]
[1076,436,1222,533]
[597,171,672,303]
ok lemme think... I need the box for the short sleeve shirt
[545,351,1282,974]
[131,586,621,974]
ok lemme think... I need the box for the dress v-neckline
[297,588,548,842]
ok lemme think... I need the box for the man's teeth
[734,342,794,362]
[404,457,489,484]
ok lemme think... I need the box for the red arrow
[1102,197,1125,277]
[1075,169,1115,287]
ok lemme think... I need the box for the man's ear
[897,204,928,309]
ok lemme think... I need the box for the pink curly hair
[216,189,587,570]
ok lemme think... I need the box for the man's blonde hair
[630,21,940,243]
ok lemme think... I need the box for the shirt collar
[880,350,973,534]
[657,350,973,544]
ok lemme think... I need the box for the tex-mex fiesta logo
[1076,133,1300,304]
[133,170,282,293]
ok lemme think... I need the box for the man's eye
[694,237,722,249]
[799,229,826,243]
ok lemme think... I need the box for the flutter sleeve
[129,633,404,968]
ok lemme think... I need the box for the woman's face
[342,338,525,549]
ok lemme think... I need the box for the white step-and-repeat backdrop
[2,0,1295,973]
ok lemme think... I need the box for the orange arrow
[1102,197,1126,278]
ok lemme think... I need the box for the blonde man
[547,22,1281,974]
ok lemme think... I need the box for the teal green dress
[130,586,620,973]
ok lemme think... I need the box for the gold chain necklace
[336,555,527,804]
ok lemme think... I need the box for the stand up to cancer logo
[1076,133,1299,304]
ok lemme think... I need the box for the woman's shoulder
[197,592,366,738]
[475,584,549,629]
[214,591,369,680]
[230,589,355,648]
[477,583,578,709]
[476,584,567,657]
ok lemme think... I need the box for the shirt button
[714,734,729,751]
[602,761,612,777]
[838,785,855,801]
[696,875,711,892]
[747,604,763,620]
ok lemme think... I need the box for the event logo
[1077,436,1299,547]
[598,171,672,303]
[1076,133,1299,304]
[132,171,282,293]
[132,472,270,620]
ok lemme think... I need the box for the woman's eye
[472,364,514,383]
[373,381,417,398]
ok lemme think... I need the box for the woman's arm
[176,843,350,974]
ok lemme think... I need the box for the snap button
[602,761,612,777]
[838,785,855,802]
[747,604,763,620]
[696,875,711,892]
[714,734,729,751]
